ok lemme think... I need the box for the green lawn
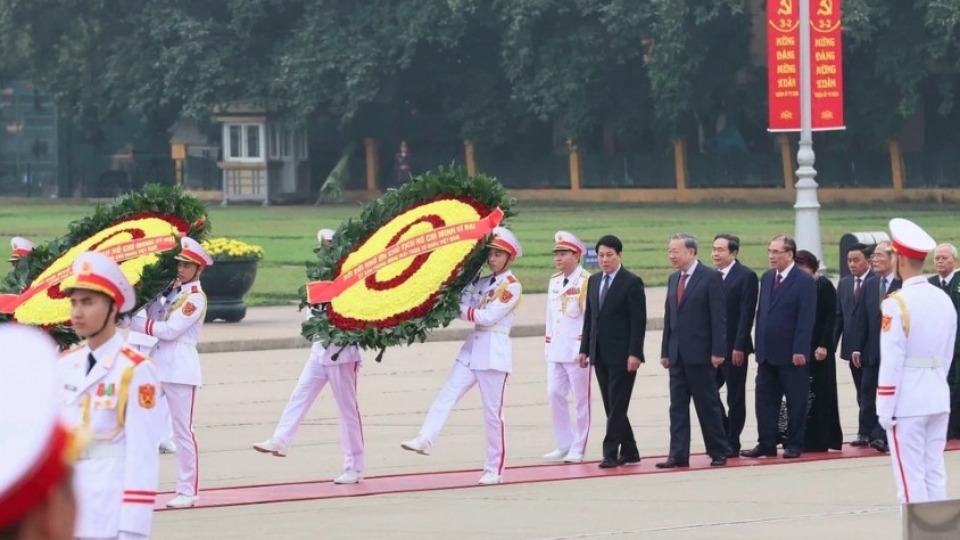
[2,199,958,306]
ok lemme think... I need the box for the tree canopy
[2,0,959,151]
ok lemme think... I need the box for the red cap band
[0,423,71,528]
[72,273,125,307]
[891,239,927,260]
[489,239,517,258]
[177,250,207,268]
[554,241,582,254]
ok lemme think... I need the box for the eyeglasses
[767,249,787,255]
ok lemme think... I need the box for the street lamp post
[794,0,824,270]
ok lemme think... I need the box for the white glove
[878,416,896,432]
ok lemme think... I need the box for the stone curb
[197,317,666,355]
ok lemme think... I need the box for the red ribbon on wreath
[0,235,178,314]
[307,207,505,304]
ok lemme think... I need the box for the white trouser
[77,532,147,540]
[156,394,174,443]
[273,358,364,472]
[419,361,509,475]
[887,413,950,504]
[547,361,591,454]
[164,382,200,497]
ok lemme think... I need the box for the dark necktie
[86,353,96,375]
[881,277,888,295]
[562,277,568,287]
[774,273,783,289]
[599,274,611,307]
[677,273,688,303]
[854,277,862,300]
[942,278,949,291]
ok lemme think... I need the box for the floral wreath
[300,166,517,359]
[0,184,209,348]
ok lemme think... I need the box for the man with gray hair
[853,241,902,453]
[928,243,960,439]
[657,233,729,468]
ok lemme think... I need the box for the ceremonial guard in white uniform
[878,218,958,504]
[58,252,162,540]
[8,236,35,268]
[253,228,366,485]
[128,237,212,508]
[0,324,81,540]
[124,325,171,454]
[543,231,592,463]
[401,227,523,485]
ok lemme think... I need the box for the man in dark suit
[656,233,728,468]
[833,242,873,445]
[741,235,816,459]
[854,241,901,452]
[711,233,759,457]
[929,243,960,439]
[578,235,647,468]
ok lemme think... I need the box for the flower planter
[200,259,259,323]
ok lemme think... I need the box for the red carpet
[155,440,960,511]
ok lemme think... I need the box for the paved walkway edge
[197,317,666,354]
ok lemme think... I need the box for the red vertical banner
[810,0,845,130]
[767,0,801,131]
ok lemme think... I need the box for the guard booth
[839,231,890,279]
[212,102,310,206]
[903,498,960,538]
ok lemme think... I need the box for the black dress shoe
[740,445,777,458]
[850,436,870,447]
[782,447,802,459]
[870,439,889,453]
[655,457,689,469]
[726,448,741,458]
[598,457,619,469]
[617,455,642,466]
[710,456,727,466]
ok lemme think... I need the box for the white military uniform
[126,318,172,452]
[544,231,591,462]
[128,237,210,506]
[254,231,365,485]
[402,226,523,485]
[273,337,364,471]
[58,252,161,540]
[0,324,80,534]
[878,218,959,504]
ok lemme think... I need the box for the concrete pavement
[197,286,669,354]
[152,333,960,540]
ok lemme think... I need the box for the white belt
[78,444,125,460]
[474,324,511,335]
[903,357,942,369]
[175,337,197,346]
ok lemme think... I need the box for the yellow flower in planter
[202,238,264,262]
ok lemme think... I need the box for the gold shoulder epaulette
[551,271,562,278]
[507,275,517,284]
[119,345,148,365]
